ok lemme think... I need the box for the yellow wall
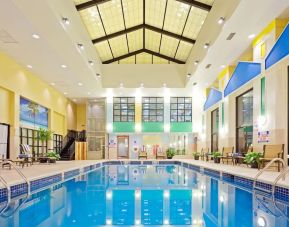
[0,87,13,124]
[76,104,86,131]
[67,101,77,130]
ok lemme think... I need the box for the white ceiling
[0,0,288,101]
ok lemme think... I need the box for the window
[113,97,135,122]
[53,134,63,153]
[19,127,47,157]
[211,108,219,152]
[170,97,192,122]
[142,97,164,122]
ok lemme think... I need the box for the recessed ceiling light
[88,60,94,66]
[77,43,84,50]
[204,43,209,49]
[27,65,32,69]
[248,34,255,39]
[120,82,124,88]
[62,17,70,25]
[61,64,67,68]
[218,17,225,24]
[50,82,55,86]
[87,92,91,95]
[96,73,101,78]
[78,82,83,86]
[64,92,68,95]
[140,83,144,88]
[187,73,191,78]
[32,34,40,39]
[194,60,199,65]
[163,83,167,88]
[193,82,197,86]
[221,65,226,68]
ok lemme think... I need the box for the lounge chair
[200,148,210,161]
[156,149,166,159]
[138,150,147,159]
[220,147,234,164]
[259,144,284,171]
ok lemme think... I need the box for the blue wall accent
[224,62,261,97]
[265,23,289,69]
[203,88,222,111]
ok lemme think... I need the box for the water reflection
[0,165,288,226]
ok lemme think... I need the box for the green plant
[193,152,200,158]
[244,152,262,165]
[212,151,221,158]
[37,128,53,156]
[47,151,60,160]
[166,148,176,159]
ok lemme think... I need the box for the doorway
[236,89,253,154]
[117,136,129,159]
[0,123,10,159]
[211,108,219,152]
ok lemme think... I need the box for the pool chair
[156,149,166,159]
[219,147,234,165]
[138,151,147,159]
[200,148,210,161]
[18,144,34,167]
[259,144,284,172]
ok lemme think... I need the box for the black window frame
[113,97,135,122]
[53,134,63,153]
[142,97,164,122]
[170,97,192,122]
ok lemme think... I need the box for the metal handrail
[0,175,10,214]
[253,158,286,189]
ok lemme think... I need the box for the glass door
[117,136,129,159]
[211,108,219,152]
[236,89,253,154]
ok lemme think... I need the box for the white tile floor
[0,159,288,189]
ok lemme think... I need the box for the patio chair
[220,147,234,164]
[138,150,147,159]
[156,149,166,159]
[259,144,284,171]
[200,148,210,161]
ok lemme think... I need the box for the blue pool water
[0,164,288,227]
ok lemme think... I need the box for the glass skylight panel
[98,0,125,35]
[136,53,152,64]
[160,35,179,58]
[145,29,161,52]
[145,0,166,28]
[197,0,215,5]
[175,41,193,61]
[183,7,208,39]
[123,0,143,28]
[153,56,169,64]
[94,41,113,62]
[73,0,90,5]
[163,0,190,35]
[79,7,106,39]
[109,35,128,58]
[119,56,135,64]
[127,29,143,52]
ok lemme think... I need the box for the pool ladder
[0,160,30,216]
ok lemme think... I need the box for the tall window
[211,108,219,152]
[113,97,135,122]
[19,127,47,157]
[53,134,63,153]
[170,97,192,122]
[236,89,253,154]
[142,97,164,122]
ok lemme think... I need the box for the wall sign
[258,131,269,143]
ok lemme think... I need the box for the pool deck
[0,159,288,189]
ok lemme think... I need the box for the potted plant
[47,151,60,163]
[166,148,175,159]
[37,128,53,156]
[244,152,262,168]
[212,151,221,163]
[193,152,200,160]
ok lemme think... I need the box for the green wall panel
[113,122,135,133]
[142,122,164,132]
[170,122,192,132]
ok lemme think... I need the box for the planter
[49,158,57,164]
[167,156,173,159]
[213,157,220,163]
[194,156,200,160]
[39,158,48,163]
[250,162,258,169]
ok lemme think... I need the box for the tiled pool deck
[0,159,288,204]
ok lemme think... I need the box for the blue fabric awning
[203,88,222,111]
[265,23,289,69]
[224,62,261,97]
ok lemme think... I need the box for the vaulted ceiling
[74,0,215,64]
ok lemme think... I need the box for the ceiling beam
[76,0,111,11]
[92,24,195,44]
[176,0,212,11]
[102,49,185,64]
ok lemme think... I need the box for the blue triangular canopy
[224,62,261,97]
[265,23,289,69]
[203,88,222,111]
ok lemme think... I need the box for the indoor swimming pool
[0,164,288,227]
